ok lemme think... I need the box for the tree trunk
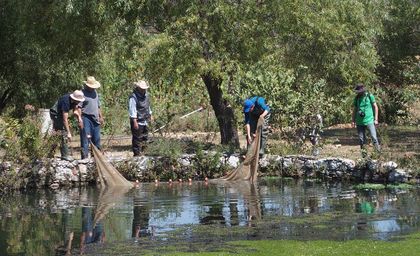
[0,87,14,115]
[202,74,239,147]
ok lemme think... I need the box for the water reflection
[62,186,131,255]
[0,180,419,255]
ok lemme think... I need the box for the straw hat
[134,80,149,89]
[84,76,101,89]
[70,90,85,102]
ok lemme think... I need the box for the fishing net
[213,116,263,183]
[223,180,262,220]
[91,143,133,188]
[93,185,131,227]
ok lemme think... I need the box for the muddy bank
[1,153,417,189]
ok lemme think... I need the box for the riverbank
[1,152,418,190]
[0,125,419,192]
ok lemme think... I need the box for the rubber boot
[60,136,73,161]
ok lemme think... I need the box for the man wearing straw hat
[128,80,153,156]
[50,90,85,161]
[352,83,381,156]
[79,76,104,159]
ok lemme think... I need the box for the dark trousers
[50,112,70,158]
[249,113,271,156]
[80,115,101,159]
[130,119,148,156]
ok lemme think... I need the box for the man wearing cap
[352,84,381,155]
[79,76,104,159]
[243,96,271,157]
[128,80,152,156]
[50,90,85,161]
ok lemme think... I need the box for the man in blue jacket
[243,96,271,157]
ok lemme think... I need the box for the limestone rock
[388,169,409,183]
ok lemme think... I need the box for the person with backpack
[49,90,85,161]
[128,80,153,156]
[243,96,271,157]
[352,84,381,155]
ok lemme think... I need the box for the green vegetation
[0,0,418,146]
[354,183,387,190]
[354,183,415,191]
[158,234,420,256]
[0,0,419,190]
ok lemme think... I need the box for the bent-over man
[243,96,271,157]
[50,90,85,161]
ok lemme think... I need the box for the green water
[0,179,419,255]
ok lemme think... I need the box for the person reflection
[80,207,105,253]
[132,196,151,240]
[244,181,262,225]
[201,181,262,227]
[355,195,376,231]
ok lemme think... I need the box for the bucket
[38,108,52,134]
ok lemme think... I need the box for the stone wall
[1,153,417,189]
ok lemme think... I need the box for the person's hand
[374,120,379,126]
[150,115,154,123]
[67,132,72,141]
[133,121,139,130]
[351,122,356,128]
[99,116,105,126]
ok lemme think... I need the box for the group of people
[51,78,380,161]
[50,76,152,160]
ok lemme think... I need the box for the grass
[353,183,416,191]
[116,232,420,256]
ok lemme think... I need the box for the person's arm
[260,110,269,118]
[246,123,252,144]
[73,107,83,129]
[63,112,72,140]
[98,108,104,125]
[149,106,153,122]
[97,93,104,125]
[352,107,356,128]
[352,97,357,128]
[129,97,139,130]
[373,102,379,125]
[258,97,270,115]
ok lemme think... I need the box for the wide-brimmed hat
[354,84,366,93]
[84,76,101,89]
[70,90,85,102]
[134,80,149,89]
[243,99,254,113]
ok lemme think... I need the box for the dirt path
[67,125,419,161]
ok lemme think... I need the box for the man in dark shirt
[50,90,85,161]
[243,96,271,157]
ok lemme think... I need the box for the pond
[0,179,419,255]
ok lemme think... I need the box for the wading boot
[60,136,74,161]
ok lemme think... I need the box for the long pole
[153,106,205,133]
